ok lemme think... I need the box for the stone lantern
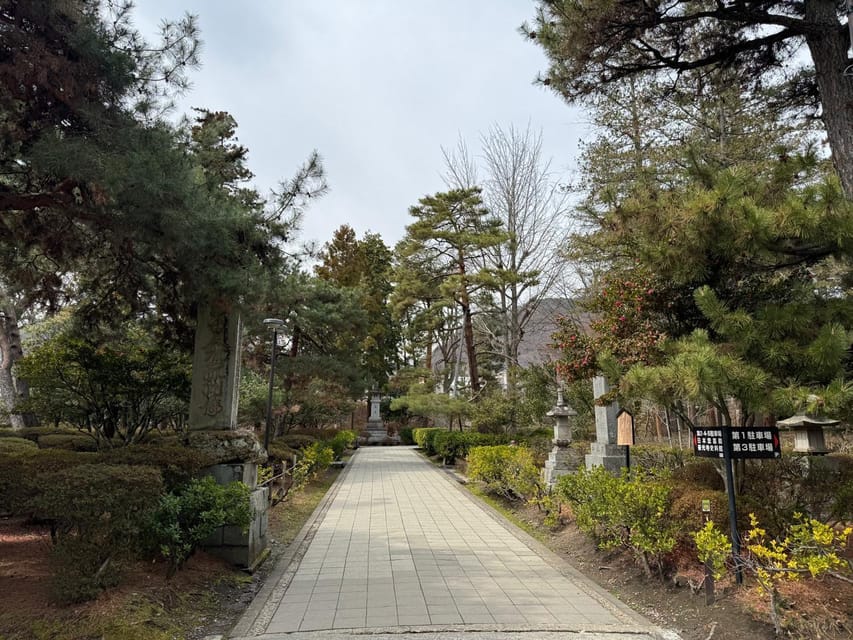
[776,414,838,455]
[544,388,578,487]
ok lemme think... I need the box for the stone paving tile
[253,447,661,636]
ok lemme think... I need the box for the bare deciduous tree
[443,124,571,393]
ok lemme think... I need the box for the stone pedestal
[187,304,269,570]
[585,375,626,473]
[201,462,270,570]
[544,389,580,487]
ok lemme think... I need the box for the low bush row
[412,427,443,454]
[432,431,510,463]
[0,446,250,603]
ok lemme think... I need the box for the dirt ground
[0,468,340,640]
[509,502,853,640]
[0,516,257,640]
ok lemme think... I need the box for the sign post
[693,426,781,585]
[701,499,715,604]
[616,409,635,472]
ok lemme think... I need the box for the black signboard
[693,427,781,459]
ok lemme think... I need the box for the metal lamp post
[263,318,285,451]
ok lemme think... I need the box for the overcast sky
[134,1,588,249]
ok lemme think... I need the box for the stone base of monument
[200,464,270,571]
[362,419,399,445]
[544,445,583,487]
[189,431,270,571]
[585,442,626,473]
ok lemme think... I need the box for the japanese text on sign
[693,427,781,459]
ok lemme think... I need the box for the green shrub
[630,444,691,470]
[146,475,251,577]
[514,427,554,463]
[412,427,444,455]
[739,455,853,536]
[432,431,509,463]
[33,463,164,538]
[32,463,164,602]
[98,445,217,491]
[467,445,542,501]
[669,486,729,539]
[17,324,190,445]
[671,459,724,490]
[554,466,679,576]
[692,520,730,581]
[326,430,357,460]
[289,442,334,495]
[38,433,98,451]
[0,437,37,454]
[0,449,97,515]
[398,427,414,445]
[50,536,124,603]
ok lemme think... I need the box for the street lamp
[263,318,285,451]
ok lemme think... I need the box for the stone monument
[364,389,389,444]
[187,304,269,570]
[585,375,625,473]
[543,387,581,487]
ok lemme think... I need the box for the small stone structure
[543,388,582,487]
[777,414,838,455]
[188,304,269,570]
[585,375,625,473]
[364,389,395,444]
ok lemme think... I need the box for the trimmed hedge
[412,427,444,455]
[630,444,691,470]
[554,466,679,576]
[398,427,414,445]
[38,433,98,452]
[267,441,297,463]
[671,459,724,490]
[0,437,37,454]
[33,463,164,603]
[432,431,509,463]
[0,449,97,515]
[0,426,78,443]
[98,444,217,491]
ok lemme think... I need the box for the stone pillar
[585,375,625,473]
[189,305,243,431]
[187,303,269,570]
[544,388,581,487]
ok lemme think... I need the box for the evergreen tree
[524,0,853,197]
[394,188,506,395]
[315,226,399,387]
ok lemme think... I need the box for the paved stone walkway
[230,447,677,640]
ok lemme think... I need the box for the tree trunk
[461,302,480,393]
[0,302,33,429]
[456,251,480,394]
[806,1,853,198]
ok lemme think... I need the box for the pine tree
[394,188,506,395]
